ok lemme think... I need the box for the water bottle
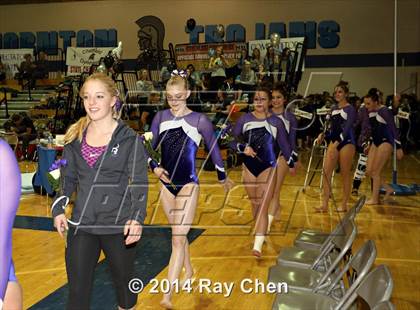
[47,134,53,148]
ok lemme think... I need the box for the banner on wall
[175,42,247,71]
[0,49,33,79]
[248,37,305,58]
[248,37,306,70]
[66,47,113,75]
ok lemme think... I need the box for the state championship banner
[175,42,247,71]
[66,47,113,75]
[0,49,33,79]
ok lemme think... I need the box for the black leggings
[65,228,138,309]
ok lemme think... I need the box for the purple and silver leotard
[368,106,401,148]
[0,139,21,300]
[326,104,357,150]
[148,109,226,196]
[273,110,298,162]
[231,113,294,177]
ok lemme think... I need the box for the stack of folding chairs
[268,196,395,310]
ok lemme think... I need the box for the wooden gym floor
[12,151,420,309]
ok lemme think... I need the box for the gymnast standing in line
[0,139,23,310]
[315,81,356,212]
[231,86,295,257]
[364,88,403,204]
[146,71,233,309]
[267,84,297,233]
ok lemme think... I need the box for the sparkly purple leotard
[148,109,226,196]
[0,139,21,300]
[231,113,294,177]
[368,106,401,148]
[273,110,298,162]
[326,104,357,150]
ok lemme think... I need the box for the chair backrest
[356,265,393,308]
[319,195,366,251]
[372,301,395,310]
[350,239,377,277]
[343,195,366,222]
[313,220,357,283]
[337,265,394,310]
[330,218,357,251]
[354,195,366,214]
[322,240,376,295]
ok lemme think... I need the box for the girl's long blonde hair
[64,73,120,144]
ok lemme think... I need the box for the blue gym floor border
[13,215,204,310]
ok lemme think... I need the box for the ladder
[303,140,334,192]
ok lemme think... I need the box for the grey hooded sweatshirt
[51,120,148,235]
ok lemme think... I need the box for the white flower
[49,168,61,180]
[143,131,153,142]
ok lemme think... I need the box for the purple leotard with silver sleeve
[326,104,357,150]
[231,113,294,177]
[273,110,298,162]
[368,106,401,148]
[148,109,226,196]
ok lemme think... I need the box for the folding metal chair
[272,265,393,310]
[277,219,356,271]
[269,240,376,298]
[340,265,394,309]
[294,196,366,250]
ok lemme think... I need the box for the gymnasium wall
[0,0,419,95]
